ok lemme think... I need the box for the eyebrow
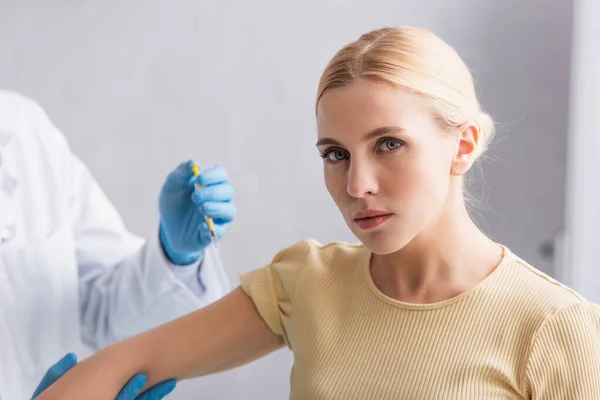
[315,126,405,147]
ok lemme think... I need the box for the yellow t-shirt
[240,239,600,399]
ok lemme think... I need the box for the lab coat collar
[0,128,18,243]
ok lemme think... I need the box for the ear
[450,124,479,176]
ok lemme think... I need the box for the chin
[352,229,411,255]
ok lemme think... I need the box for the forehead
[316,78,433,139]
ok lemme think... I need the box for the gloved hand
[159,160,236,265]
[32,353,176,399]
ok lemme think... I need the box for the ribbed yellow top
[240,239,600,399]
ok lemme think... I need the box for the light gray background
[0,1,573,398]
[564,0,600,306]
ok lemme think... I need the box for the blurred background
[1,0,598,398]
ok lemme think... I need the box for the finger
[197,221,229,244]
[166,159,200,186]
[202,201,236,223]
[137,379,177,400]
[32,353,78,398]
[213,221,228,239]
[116,373,147,400]
[197,165,229,186]
[48,353,77,381]
[191,183,234,204]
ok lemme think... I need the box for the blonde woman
[37,26,600,399]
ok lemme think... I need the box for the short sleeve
[525,302,600,399]
[240,239,316,347]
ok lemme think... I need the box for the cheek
[417,164,451,209]
[383,154,449,205]
[323,164,343,198]
[324,166,346,204]
[384,166,422,201]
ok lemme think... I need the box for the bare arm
[36,287,284,400]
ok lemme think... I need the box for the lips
[353,210,393,230]
[353,210,391,219]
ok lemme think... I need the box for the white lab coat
[0,91,230,399]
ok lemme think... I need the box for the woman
[36,26,600,399]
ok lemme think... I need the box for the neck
[370,192,502,304]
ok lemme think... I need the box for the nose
[346,159,378,198]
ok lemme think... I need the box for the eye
[377,138,404,152]
[320,148,349,163]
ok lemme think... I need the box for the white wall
[563,0,600,303]
[0,1,574,398]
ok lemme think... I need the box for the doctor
[0,90,236,399]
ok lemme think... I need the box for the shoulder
[524,301,600,396]
[271,238,366,265]
[0,89,47,124]
[240,239,366,303]
[0,89,35,110]
[269,238,367,280]
[492,248,600,394]
[0,89,70,147]
[503,249,587,321]
[504,250,600,371]
[0,90,32,133]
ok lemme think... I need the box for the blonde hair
[316,26,495,160]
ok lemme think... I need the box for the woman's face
[316,78,463,254]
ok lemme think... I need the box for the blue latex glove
[32,353,176,399]
[159,160,236,265]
